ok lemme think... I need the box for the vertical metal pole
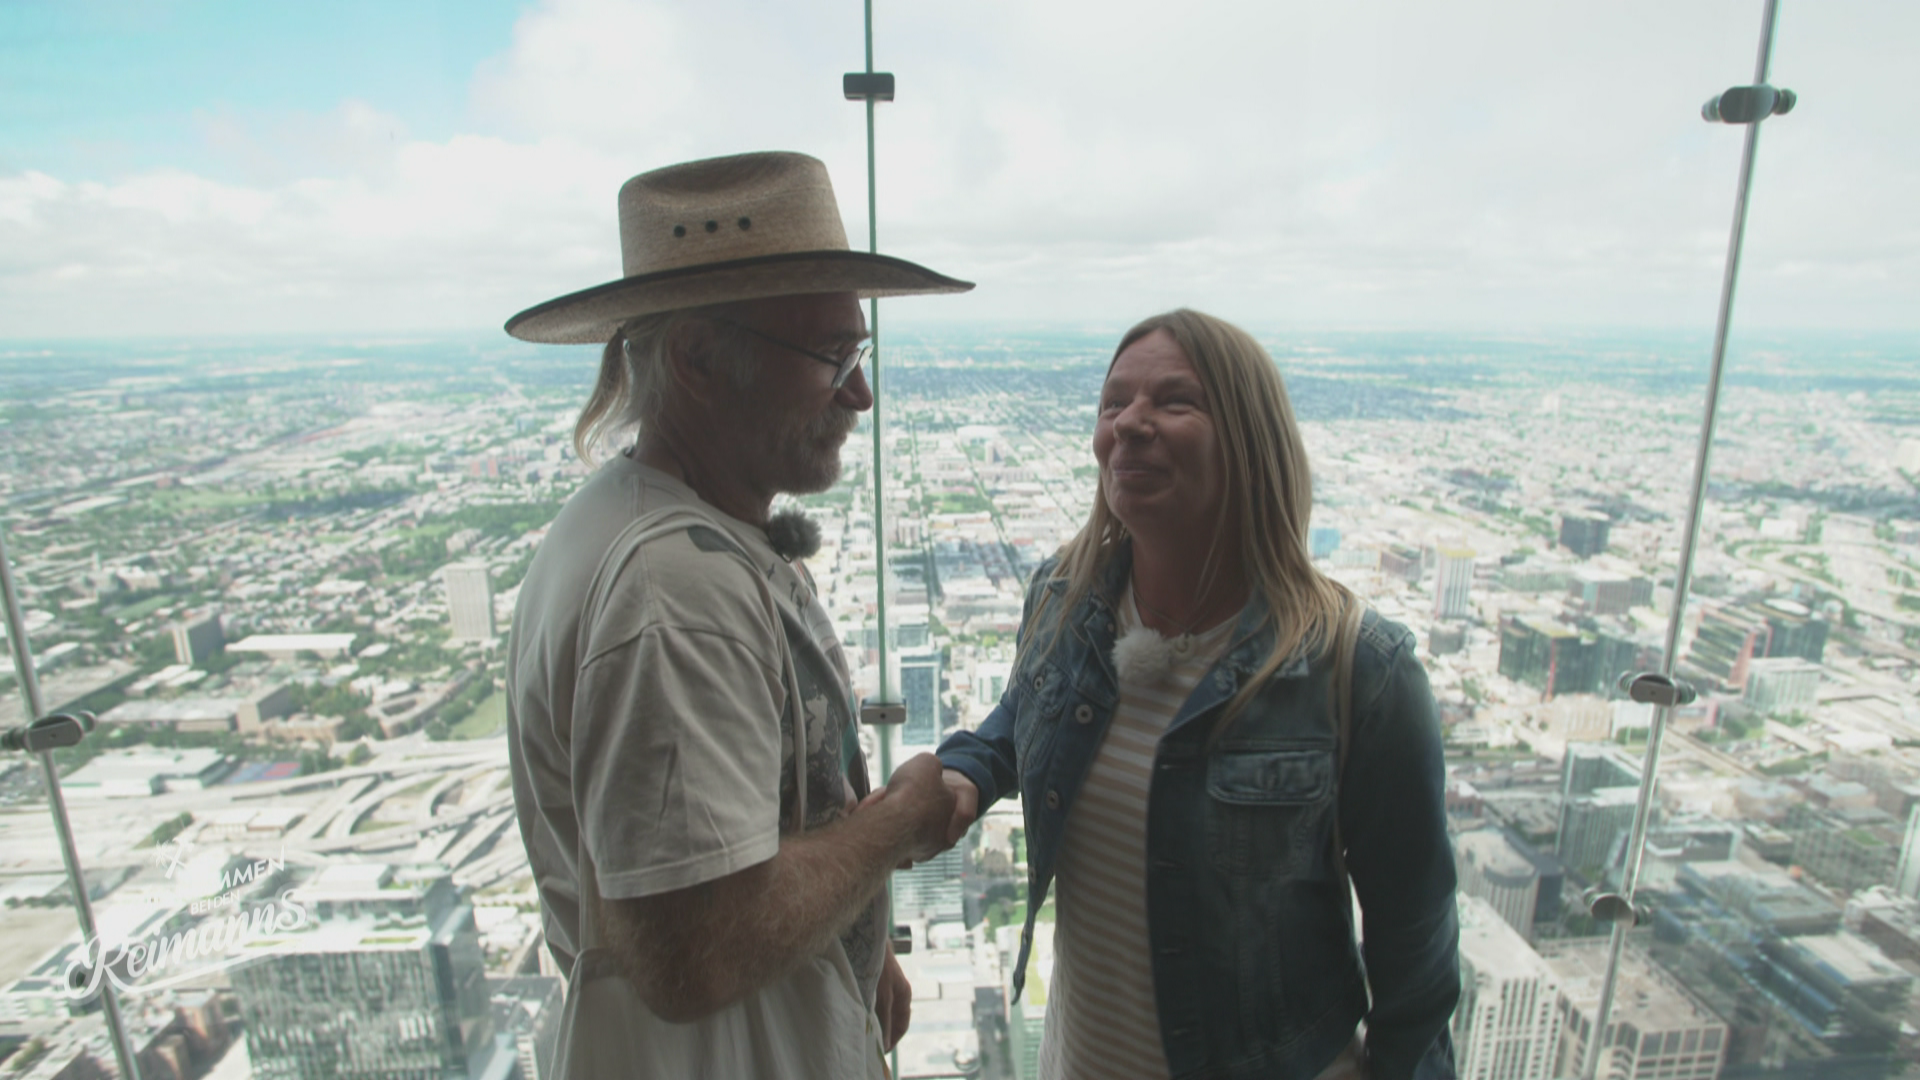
[0,530,142,1080]
[863,0,896,794]
[1581,4,1780,1078]
[859,10,902,1077]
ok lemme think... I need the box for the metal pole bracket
[1617,671,1698,708]
[843,72,896,101]
[1,711,97,754]
[1703,84,1796,123]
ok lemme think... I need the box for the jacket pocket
[1013,661,1069,765]
[1204,748,1334,878]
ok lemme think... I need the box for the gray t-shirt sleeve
[572,531,786,900]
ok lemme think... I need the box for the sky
[0,0,1914,338]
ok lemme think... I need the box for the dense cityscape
[1,325,1918,1080]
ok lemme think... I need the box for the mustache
[805,405,860,442]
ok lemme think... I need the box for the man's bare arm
[598,752,954,1022]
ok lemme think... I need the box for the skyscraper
[1761,598,1829,664]
[443,562,495,641]
[1454,896,1563,1080]
[230,863,498,1080]
[1742,657,1820,716]
[893,846,965,924]
[1454,829,1541,941]
[898,646,943,749]
[1559,787,1640,876]
[1558,512,1611,559]
[1434,548,1476,620]
[171,611,225,665]
[1499,618,1638,700]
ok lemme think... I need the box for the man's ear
[663,318,723,405]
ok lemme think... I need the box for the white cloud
[0,0,1914,336]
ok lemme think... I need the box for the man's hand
[942,769,979,848]
[875,944,912,1051]
[855,753,957,866]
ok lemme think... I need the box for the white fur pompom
[1113,625,1176,685]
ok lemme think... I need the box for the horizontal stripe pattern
[1041,590,1234,1080]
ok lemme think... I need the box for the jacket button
[1033,674,1046,691]
[1073,704,1093,724]
[1045,789,1061,810]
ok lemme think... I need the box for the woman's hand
[942,769,980,847]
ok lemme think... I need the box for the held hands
[855,753,959,866]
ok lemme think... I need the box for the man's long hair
[1023,308,1354,730]
[573,304,751,465]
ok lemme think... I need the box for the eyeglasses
[714,318,871,390]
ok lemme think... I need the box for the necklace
[1131,580,1211,652]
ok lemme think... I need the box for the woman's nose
[1114,400,1152,440]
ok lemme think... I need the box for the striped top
[1039,586,1236,1080]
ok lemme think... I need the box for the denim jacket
[937,549,1459,1080]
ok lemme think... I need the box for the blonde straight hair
[1024,309,1356,733]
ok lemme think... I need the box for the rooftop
[1458,895,1557,980]
[1540,938,1725,1034]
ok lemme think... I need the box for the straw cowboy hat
[505,151,973,344]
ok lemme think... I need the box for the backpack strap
[1330,596,1362,931]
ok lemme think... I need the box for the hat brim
[505,250,974,344]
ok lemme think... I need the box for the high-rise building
[1454,829,1541,941]
[1434,548,1476,620]
[1685,604,1769,691]
[1896,806,1920,899]
[898,646,943,749]
[1761,598,1829,664]
[1786,803,1900,894]
[1381,544,1423,585]
[1562,743,1642,801]
[1687,600,1831,692]
[1558,512,1611,559]
[170,611,225,665]
[894,846,965,924]
[1454,896,1563,1080]
[1499,617,1639,701]
[1742,657,1820,716]
[998,923,1052,1080]
[1569,569,1647,616]
[1540,938,1727,1080]
[443,562,495,641]
[1559,787,1640,875]
[231,863,498,1080]
[490,976,561,1080]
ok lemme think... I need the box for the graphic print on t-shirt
[689,522,885,1006]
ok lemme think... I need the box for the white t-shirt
[506,455,884,1006]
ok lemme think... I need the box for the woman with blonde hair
[937,309,1458,1080]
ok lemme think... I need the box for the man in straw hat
[504,151,973,1077]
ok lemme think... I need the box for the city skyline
[4,321,1920,1076]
